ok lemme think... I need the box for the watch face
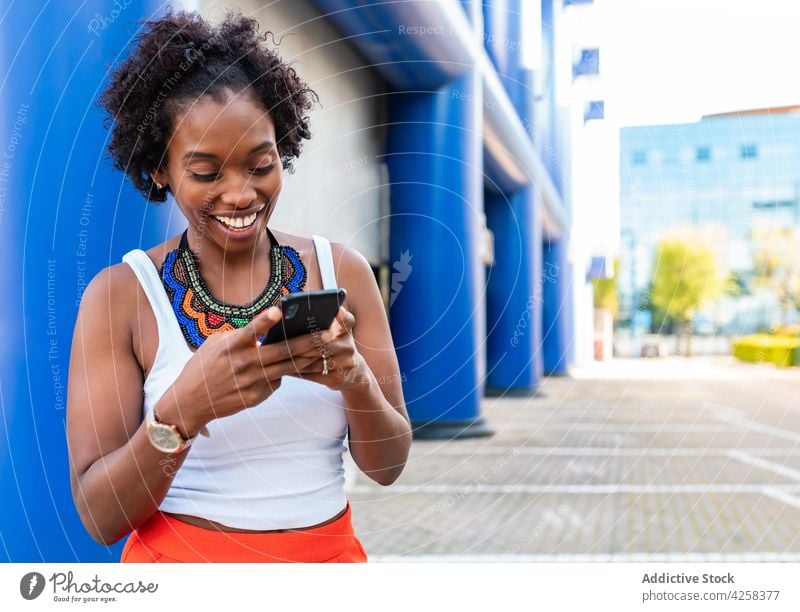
[148,424,181,453]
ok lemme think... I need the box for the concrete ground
[347,356,800,561]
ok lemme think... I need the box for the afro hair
[98,6,319,202]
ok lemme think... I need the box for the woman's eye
[189,164,274,181]
[190,172,220,181]
[250,164,276,175]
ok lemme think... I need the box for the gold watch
[145,407,208,454]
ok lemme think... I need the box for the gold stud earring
[156,182,163,190]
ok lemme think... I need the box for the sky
[560,0,800,254]
[593,0,800,127]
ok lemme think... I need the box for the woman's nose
[219,174,258,208]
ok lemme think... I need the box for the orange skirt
[120,501,367,563]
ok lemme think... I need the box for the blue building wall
[0,0,176,562]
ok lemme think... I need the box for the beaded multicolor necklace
[160,226,307,350]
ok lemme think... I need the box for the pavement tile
[351,358,800,559]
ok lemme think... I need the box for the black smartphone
[258,288,347,345]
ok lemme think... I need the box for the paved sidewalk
[347,357,800,561]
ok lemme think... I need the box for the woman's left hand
[284,306,370,391]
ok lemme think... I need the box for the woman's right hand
[162,305,322,437]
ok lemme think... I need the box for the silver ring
[322,355,329,376]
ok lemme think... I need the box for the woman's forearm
[340,357,412,485]
[72,393,193,545]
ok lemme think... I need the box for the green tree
[649,236,724,356]
[642,279,673,333]
[752,227,800,324]
[592,258,619,319]
[726,271,747,297]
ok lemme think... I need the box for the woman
[66,8,411,563]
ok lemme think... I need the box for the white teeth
[214,211,257,229]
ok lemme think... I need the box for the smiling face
[152,87,283,256]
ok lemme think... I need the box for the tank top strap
[311,235,337,289]
[121,249,185,350]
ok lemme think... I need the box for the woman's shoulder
[76,262,139,344]
[273,229,372,278]
[271,228,314,259]
[142,236,181,271]
[273,228,368,263]
[83,261,137,303]
[79,237,179,324]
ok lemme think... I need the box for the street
[349,357,800,561]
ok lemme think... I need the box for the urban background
[2,0,800,562]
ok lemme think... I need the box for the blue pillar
[483,0,544,395]
[482,0,511,73]
[387,2,490,439]
[0,0,176,562]
[485,187,544,393]
[540,0,575,375]
[542,239,574,375]
[539,0,563,193]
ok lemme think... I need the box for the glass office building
[619,108,800,320]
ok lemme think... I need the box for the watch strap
[147,406,207,452]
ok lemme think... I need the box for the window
[632,149,647,165]
[696,146,711,162]
[740,144,758,159]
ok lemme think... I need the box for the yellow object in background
[732,334,800,367]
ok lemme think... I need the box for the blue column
[540,0,575,375]
[483,0,544,395]
[482,0,511,73]
[387,2,490,439]
[542,239,574,375]
[539,0,563,193]
[485,186,544,393]
[0,1,175,562]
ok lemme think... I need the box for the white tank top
[121,234,349,530]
